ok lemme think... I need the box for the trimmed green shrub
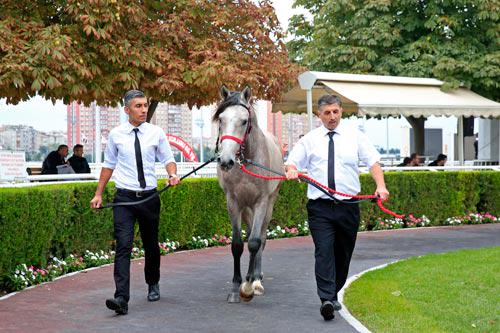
[0,171,498,278]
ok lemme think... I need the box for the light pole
[194,117,204,163]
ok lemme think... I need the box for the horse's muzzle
[218,157,235,171]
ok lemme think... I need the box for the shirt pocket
[336,140,358,167]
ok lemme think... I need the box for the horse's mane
[212,92,254,122]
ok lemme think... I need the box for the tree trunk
[147,99,159,123]
[405,116,426,155]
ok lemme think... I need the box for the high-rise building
[0,125,37,152]
[67,102,121,161]
[150,103,192,143]
[67,102,192,161]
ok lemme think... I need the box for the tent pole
[306,89,313,131]
[458,115,464,166]
[94,102,102,164]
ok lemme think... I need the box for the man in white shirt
[90,90,180,315]
[285,94,389,321]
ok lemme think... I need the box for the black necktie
[133,128,146,188]
[328,131,336,190]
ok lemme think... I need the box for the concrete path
[1,224,499,333]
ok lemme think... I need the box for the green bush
[0,171,498,278]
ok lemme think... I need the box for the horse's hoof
[227,292,240,303]
[239,282,254,302]
[252,280,265,296]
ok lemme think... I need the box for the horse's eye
[242,120,248,126]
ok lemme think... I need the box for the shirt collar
[321,122,344,136]
[125,121,147,134]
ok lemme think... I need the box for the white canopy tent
[273,71,500,165]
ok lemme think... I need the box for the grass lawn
[344,247,500,333]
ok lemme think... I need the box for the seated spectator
[68,144,91,173]
[397,157,411,167]
[41,144,69,174]
[428,153,447,166]
[409,153,421,166]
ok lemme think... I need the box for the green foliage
[0,171,498,278]
[288,0,500,100]
[0,0,298,107]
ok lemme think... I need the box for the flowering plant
[445,212,498,226]
[84,250,113,267]
[159,240,179,255]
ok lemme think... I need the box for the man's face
[411,155,420,166]
[438,159,446,166]
[59,147,69,158]
[318,103,342,130]
[125,97,148,126]
[74,147,83,157]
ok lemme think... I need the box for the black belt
[310,197,360,204]
[116,188,157,198]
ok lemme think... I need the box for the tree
[0,0,299,120]
[288,0,499,154]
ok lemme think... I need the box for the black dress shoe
[106,296,128,315]
[332,300,342,311]
[148,283,160,302]
[320,301,335,321]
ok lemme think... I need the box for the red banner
[166,134,199,162]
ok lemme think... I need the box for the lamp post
[194,117,204,163]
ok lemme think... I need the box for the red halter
[220,135,244,145]
[217,103,252,157]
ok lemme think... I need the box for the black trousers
[113,189,161,301]
[307,198,360,302]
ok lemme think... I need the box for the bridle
[215,102,253,160]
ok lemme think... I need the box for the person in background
[68,144,91,173]
[41,144,69,174]
[397,157,411,167]
[409,153,421,166]
[428,153,447,166]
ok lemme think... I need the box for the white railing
[2,162,498,188]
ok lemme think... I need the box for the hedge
[0,171,498,278]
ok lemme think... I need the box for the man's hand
[90,194,102,209]
[375,186,390,201]
[168,174,180,186]
[285,165,299,180]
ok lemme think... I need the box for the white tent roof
[273,71,500,118]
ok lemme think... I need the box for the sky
[0,2,458,150]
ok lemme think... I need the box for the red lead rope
[240,164,405,219]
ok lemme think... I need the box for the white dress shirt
[286,122,380,200]
[103,121,175,191]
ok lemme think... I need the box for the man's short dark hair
[123,90,146,107]
[317,94,342,111]
[57,144,68,151]
[410,152,418,159]
[73,144,83,151]
[437,153,447,161]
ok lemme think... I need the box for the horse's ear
[242,86,252,103]
[220,85,230,100]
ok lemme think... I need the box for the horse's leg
[253,197,276,296]
[227,201,243,303]
[240,201,267,301]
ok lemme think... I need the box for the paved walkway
[1,224,499,333]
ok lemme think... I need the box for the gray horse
[213,86,283,303]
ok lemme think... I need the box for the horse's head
[213,85,253,171]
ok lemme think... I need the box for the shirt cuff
[164,158,175,165]
[102,162,116,169]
